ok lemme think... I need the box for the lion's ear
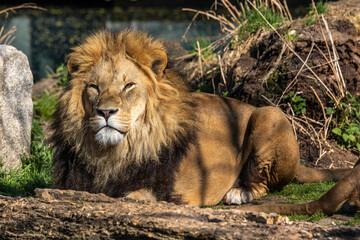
[151,50,167,78]
[67,56,79,75]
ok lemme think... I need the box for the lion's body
[51,30,351,210]
[171,94,299,205]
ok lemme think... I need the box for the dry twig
[0,3,46,44]
[276,43,315,105]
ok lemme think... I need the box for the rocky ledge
[0,189,359,239]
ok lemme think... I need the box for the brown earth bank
[229,16,359,169]
[183,0,360,170]
[0,188,359,239]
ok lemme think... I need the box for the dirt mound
[233,19,359,168]
[184,0,360,169]
[231,19,359,113]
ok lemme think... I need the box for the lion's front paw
[125,189,157,202]
[222,187,253,205]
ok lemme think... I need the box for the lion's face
[52,30,197,190]
[83,57,149,146]
[54,29,194,173]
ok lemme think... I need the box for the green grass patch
[345,213,360,226]
[266,181,336,204]
[264,64,288,99]
[266,181,334,223]
[303,0,328,25]
[189,37,215,60]
[315,0,328,15]
[33,92,57,121]
[55,63,70,87]
[0,118,54,197]
[288,211,327,223]
[236,5,286,42]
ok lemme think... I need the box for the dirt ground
[1,189,359,239]
[220,195,359,228]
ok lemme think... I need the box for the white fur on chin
[95,127,124,146]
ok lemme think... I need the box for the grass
[0,118,54,196]
[345,213,360,226]
[55,63,70,87]
[266,181,336,204]
[288,211,327,223]
[33,92,57,120]
[0,93,55,197]
[236,5,286,42]
[265,181,336,222]
[189,37,215,61]
[303,0,328,25]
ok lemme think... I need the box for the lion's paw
[222,187,253,205]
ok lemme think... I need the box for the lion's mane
[51,30,196,200]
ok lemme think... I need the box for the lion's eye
[89,84,99,91]
[123,83,135,92]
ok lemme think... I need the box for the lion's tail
[294,164,352,183]
[240,162,360,215]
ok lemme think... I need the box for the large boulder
[0,45,33,169]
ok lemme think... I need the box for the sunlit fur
[51,30,350,209]
[51,30,196,189]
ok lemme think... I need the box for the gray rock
[0,45,33,169]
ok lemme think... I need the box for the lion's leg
[222,153,273,204]
[223,106,300,205]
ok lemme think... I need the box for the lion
[51,29,354,212]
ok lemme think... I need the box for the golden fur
[52,30,196,189]
[52,30,351,211]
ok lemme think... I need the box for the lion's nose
[96,108,119,121]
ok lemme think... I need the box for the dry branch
[0,3,46,44]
